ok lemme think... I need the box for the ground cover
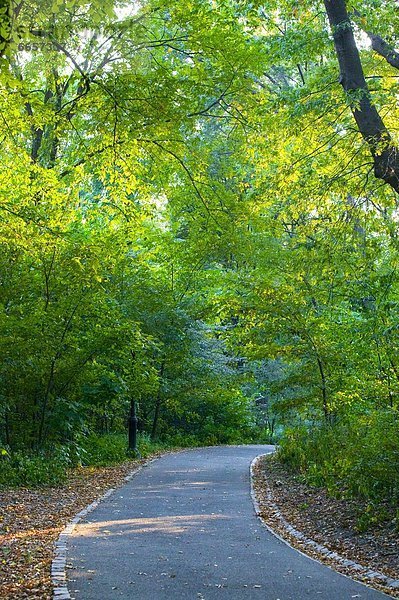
[253,455,399,598]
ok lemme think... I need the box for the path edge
[250,454,399,598]
[51,455,162,600]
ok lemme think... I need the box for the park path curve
[67,445,389,599]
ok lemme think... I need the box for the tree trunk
[323,0,399,193]
[151,361,165,441]
[151,393,161,441]
[316,356,329,423]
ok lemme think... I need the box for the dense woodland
[0,0,398,510]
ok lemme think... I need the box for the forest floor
[0,454,167,599]
[253,454,399,598]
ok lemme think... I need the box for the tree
[323,0,399,193]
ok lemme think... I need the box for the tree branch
[368,33,399,70]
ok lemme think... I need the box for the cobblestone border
[250,454,399,597]
[51,458,159,600]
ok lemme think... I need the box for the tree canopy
[0,0,399,501]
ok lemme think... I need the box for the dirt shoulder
[0,456,165,599]
[253,454,399,598]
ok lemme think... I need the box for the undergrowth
[0,433,167,487]
[277,409,399,528]
[0,426,274,488]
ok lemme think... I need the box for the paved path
[67,446,389,599]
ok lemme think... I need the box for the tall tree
[323,0,399,192]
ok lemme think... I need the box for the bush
[0,448,70,487]
[80,432,167,465]
[346,411,399,501]
[278,410,399,505]
[0,433,169,486]
[0,425,278,489]
[160,432,200,448]
[80,433,128,466]
[136,433,166,457]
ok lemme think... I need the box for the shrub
[278,410,399,505]
[136,433,166,457]
[0,448,70,487]
[0,433,169,486]
[80,432,167,465]
[80,433,128,466]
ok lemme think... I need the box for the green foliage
[162,425,274,447]
[1,0,399,508]
[278,410,399,505]
[0,434,169,486]
[0,448,70,487]
[355,503,392,534]
[79,434,130,466]
[136,433,167,458]
[80,433,166,466]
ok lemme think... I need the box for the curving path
[67,446,389,599]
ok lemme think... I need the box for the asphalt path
[67,445,389,599]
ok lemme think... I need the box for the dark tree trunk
[31,127,44,163]
[323,0,399,193]
[128,399,138,452]
[316,356,329,423]
[151,393,161,441]
[151,361,165,441]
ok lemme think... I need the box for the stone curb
[250,454,399,597]
[51,457,160,600]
